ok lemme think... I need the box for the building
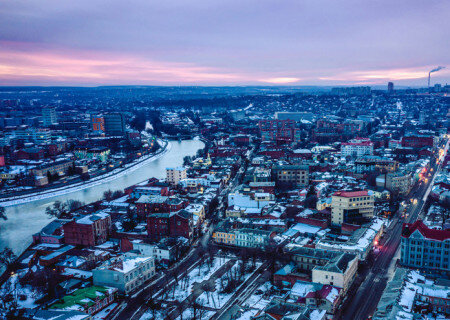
[388,82,394,94]
[401,220,450,274]
[354,156,398,174]
[290,280,342,316]
[132,240,177,266]
[136,195,187,218]
[228,186,275,211]
[74,146,111,163]
[32,159,74,177]
[379,171,412,196]
[42,107,57,126]
[166,166,187,185]
[93,253,155,294]
[401,134,435,149]
[373,268,450,319]
[341,138,374,157]
[259,119,301,143]
[234,228,275,248]
[50,286,117,316]
[331,190,374,225]
[146,210,193,241]
[63,211,112,246]
[104,113,125,136]
[331,86,371,96]
[275,112,314,122]
[213,222,236,245]
[91,116,105,133]
[272,164,309,187]
[288,246,358,293]
[316,218,384,260]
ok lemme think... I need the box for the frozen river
[0,139,204,255]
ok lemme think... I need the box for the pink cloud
[0,42,251,85]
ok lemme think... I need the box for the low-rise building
[64,211,112,247]
[50,286,117,316]
[93,253,155,294]
[234,228,275,249]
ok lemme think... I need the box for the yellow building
[213,230,236,245]
[331,190,374,225]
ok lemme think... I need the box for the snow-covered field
[0,140,171,207]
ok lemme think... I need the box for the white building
[93,253,155,294]
[234,228,274,248]
[228,187,275,210]
[132,241,174,265]
[341,138,373,157]
[166,166,187,185]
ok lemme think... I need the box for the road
[108,146,252,320]
[210,262,269,320]
[342,138,448,320]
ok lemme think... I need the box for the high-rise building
[104,113,125,136]
[42,107,57,127]
[388,82,394,94]
[91,115,105,134]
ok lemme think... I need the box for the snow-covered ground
[0,140,171,207]
[164,256,230,302]
[0,271,44,313]
[196,261,262,309]
[175,309,215,320]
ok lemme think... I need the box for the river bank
[0,139,171,207]
[0,139,204,255]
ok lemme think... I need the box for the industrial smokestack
[428,66,445,88]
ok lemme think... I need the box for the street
[341,139,448,320]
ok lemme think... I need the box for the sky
[0,0,449,86]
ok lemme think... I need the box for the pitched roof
[402,220,450,241]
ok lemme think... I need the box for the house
[93,253,155,294]
[290,280,342,316]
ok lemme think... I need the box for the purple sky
[0,0,448,86]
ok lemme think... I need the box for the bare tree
[103,189,113,201]
[66,199,85,212]
[45,200,68,218]
[0,206,6,221]
[0,247,17,269]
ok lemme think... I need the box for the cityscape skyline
[0,0,449,86]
